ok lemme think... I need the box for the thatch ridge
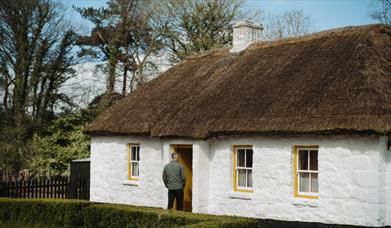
[85,24,391,139]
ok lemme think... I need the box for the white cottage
[85,22,391,227]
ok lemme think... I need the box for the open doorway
[172,145,192,212]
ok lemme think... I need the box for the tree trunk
[122,64,128,95]
[1,70,9,111]
[106,41,117,95]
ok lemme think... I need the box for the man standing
[162,152,186,211]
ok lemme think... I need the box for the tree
[76,0,166,95]
[262,10,314,40]
[162,0,246,62]
[370,0,391,24]
[30,112,90,177]
[0,0,77,124]
[29,91,123,177]
[0,0,77,175]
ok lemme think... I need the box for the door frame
[170,144,193,212]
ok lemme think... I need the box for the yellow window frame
[233,145,253,193]
[128,144,140,180]
[293,145,319,199]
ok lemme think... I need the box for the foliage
[81,203,259,228]
[27,91,123,177]
[370,0,391,24]
[0,0,78,124]
[0,111,35,174]
[75,0,167,95]
[29,112,90,177]
[0,0,78,176]
[0,198,259,228]
[0,198,92,228]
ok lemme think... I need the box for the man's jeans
[167,189,184,211]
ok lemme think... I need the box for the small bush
[0,198,259,228]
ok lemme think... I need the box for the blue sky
[249,0,375,31]
[62,0,377,33]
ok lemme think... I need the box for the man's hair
[171,152,178,159]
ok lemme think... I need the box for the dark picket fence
[0,177,89,200]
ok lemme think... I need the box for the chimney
[230,20,263,53]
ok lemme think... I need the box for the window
[233,145,253,192]
[128,144,140,180]
[294,146,319,199]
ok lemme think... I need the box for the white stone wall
[90,135,390,227]
[193,141,210,213]
[385,137,391,226]
[207,136,389,227]
[90,137,210,212]
[90,136,165,207]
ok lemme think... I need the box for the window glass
[131,147,137,161]
[238,169,246,187]
[246,149,253,168]
[247,170,253,187]
[299,172,310,192]
[132,162,139,177]
[237,149,245,167]
[299,150,308,170]
[310,150,318,170]
[311,173,318,192]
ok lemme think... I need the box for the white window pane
[299,150,308,170]
[237,149,245,167]
[238,169,246,187]
[310,150,318,171]
[246,149,253,168]
[299,172,310,192]
[311,173,318,193]
[132,162,139,177]
[247,170,252,187]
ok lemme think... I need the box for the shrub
[84,204,160,228]
[0,198,92,227]
[0,198,259,228]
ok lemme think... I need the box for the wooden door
[174,146,192,212]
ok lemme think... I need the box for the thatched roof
[85,24,391,139]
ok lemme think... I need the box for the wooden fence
[0,177,89,200]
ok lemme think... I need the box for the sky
[61,0,377,34]
[249,0,375,31]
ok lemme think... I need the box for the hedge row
[0,198,259,228]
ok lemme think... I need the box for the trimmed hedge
[84,204,259,228]
[0,198,92,227]
[0,198,259,228]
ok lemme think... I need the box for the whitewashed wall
[385,136,391,226]
[207,136,390,227]
[90,136,164,207]
[90,135,391,227]
[90,136,210,212]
